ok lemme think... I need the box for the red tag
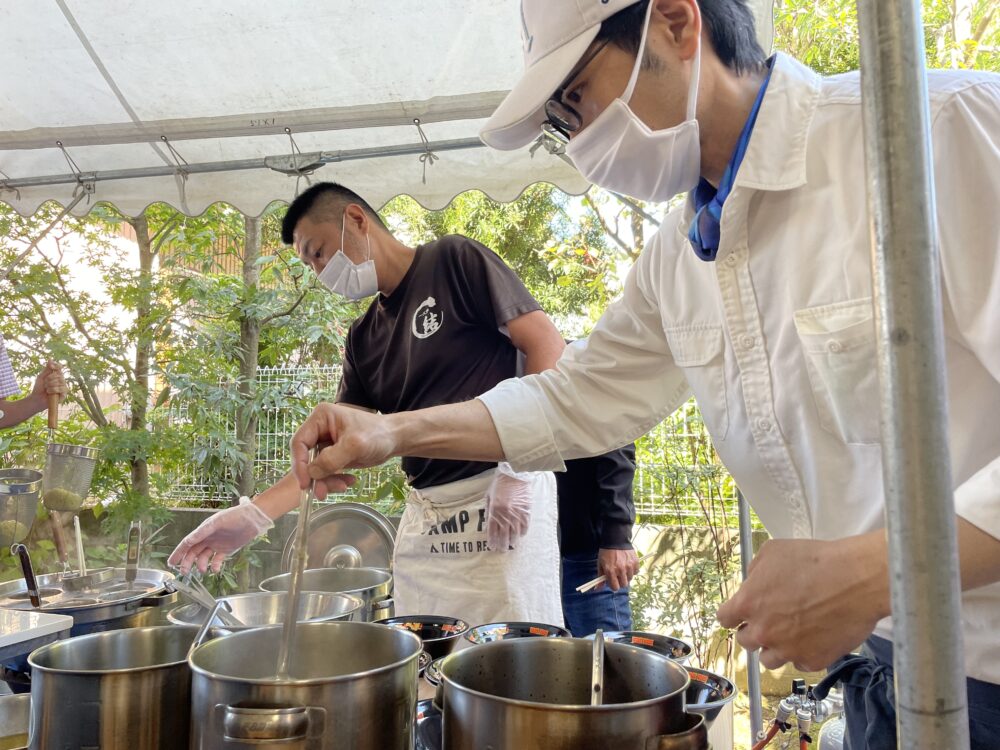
[632,636,655,647]
[689,671,710,683]
[529,627,548,636]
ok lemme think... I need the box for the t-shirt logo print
[412,296,444,339]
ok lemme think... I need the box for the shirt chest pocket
[793,297,880,445]
[664,325,729,441]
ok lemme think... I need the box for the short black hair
[280,182,387,245]
[596,0,766,76]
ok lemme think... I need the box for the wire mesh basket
[42,444,99,512]
[0,469,42,548]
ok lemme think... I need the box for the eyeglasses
[543,39,611,142]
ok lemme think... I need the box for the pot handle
[187,599,224,660]
[222,704,321,744]
[370,597,394,621]
[644,713,709,750]
[138,587,176,608]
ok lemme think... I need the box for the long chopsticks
[575,553,652,593]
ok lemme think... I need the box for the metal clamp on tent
[264,129,324,197]
[413,119,439,185]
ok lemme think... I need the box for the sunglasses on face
[543,39,611,142]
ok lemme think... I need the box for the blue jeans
[560,554,633,637]
[815,635,1000,750]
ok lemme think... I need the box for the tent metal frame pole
[0,138,486,190]
[856,1,969,747]
[737,490,763,743]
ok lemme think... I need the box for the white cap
[481,0,776,151]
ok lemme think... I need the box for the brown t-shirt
[336,235,540,489]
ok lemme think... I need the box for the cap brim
[480,25,600,151]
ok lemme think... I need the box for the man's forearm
[851,516,1000,623]
[956,517,1000,591]
[386,399,505,462]
[0,394,44,429]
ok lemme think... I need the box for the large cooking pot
[0,693,30,749]
[168,590,365,635]
[27,625,197,750]
[189,620,421,749]
[0,567,177,633]
[259,567,393,621]
[439,638,690,750]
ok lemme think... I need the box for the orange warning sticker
[529,627,548,636]
[632,636,655,647]
[689,671,710,683]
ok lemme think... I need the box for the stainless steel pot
[27,625,198,750]
[439,638,690,750]
[168,591,365,635]
[0,693,30,749]
[0,567,177,632]
[188,620,421,750]
[259,567,393,622]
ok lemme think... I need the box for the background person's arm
[506,309,565,374]
[0,361,66,429]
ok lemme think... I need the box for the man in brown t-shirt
[170,182,567,626]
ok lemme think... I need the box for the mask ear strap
[365,232,372,262]
[623,0,656,102]
[686,42,701,121]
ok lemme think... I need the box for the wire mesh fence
[167,366,738,519]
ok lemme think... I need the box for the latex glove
[484,463,533,553]
[597,547,641,592]
[168,499,274,574]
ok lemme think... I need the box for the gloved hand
[167,498,273,574]
[484,463,533,553]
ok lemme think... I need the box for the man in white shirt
[286,1,1000,745]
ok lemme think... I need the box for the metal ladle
[591,629,605,706]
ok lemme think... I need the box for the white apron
[392,467,563,628]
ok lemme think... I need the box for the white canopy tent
[0,0,593,218]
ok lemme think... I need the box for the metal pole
[0,137,486,190]
[737,490,763,743]
[855,1,969,747]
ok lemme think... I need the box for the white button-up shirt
[479,53,1000,683]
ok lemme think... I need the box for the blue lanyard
[688,58,774,261]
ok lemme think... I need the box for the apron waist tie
[813,647,897,750]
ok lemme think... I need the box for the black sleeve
[595,444,637,549]
[446,236,541,327]
[334,330,374,410]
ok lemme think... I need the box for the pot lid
[281,502,396,573]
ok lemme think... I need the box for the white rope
[160,135,192,215]
[414,118,439,184]
[285,128,315,197]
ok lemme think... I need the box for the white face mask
[316,215,378,300]
[564,2,701,202]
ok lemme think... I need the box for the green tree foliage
[383,186,621,334]
[774,0,999,74]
